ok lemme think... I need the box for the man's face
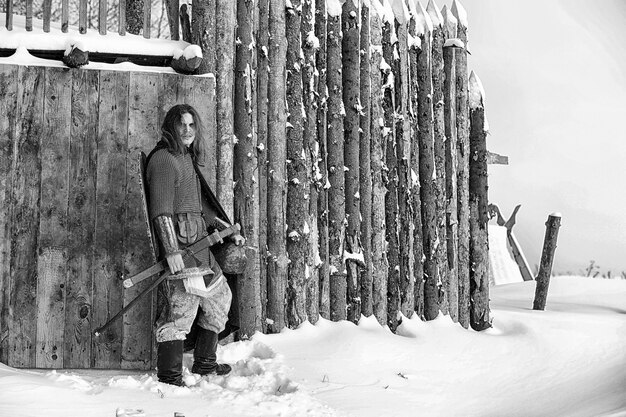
[177,112,196,146]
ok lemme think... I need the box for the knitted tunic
[146,148,202,220]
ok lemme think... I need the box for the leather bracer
[154,215,180,256]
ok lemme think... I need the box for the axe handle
[94,223,241,337]
[94,272,168,337]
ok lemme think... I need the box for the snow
[1,15,189,56]
[414,1,433,36]
[327,0,347,17]
[443,38,464,48]
[1,274,624,417]
[441,4,458,39]
[468,70,485,110]
[451,0,468,29]
[389,0,410,24]
[426,0,443,28]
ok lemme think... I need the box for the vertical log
[26,0,33,31]
[381,2,399,330]
[407,0,425,319]
[65,69,99,369]
[5,0,13,31]
[359,0,373,318]
[266,0,288,333]
[0,65,17,365]
[126,0,143,35]
[180,4,191,42]
[315,0,330,320]
[143,0,151,38]
[468,70,490,331]
[327,4,347,322]
[93,71,129,368]
[427,0,449,316]
[392,0,414,319]
[285,0,308,328]
[342,0,361,324]
[256,0,270,331]
[533,214,562,311]
[235,0,261,338]
[8,66,44,368]
[442,4,459,322]
[369,1,388,326]
[123,72,159,369]
[191,0,217,76]
[118,0,126,35]
[415,3,440,321]
[166,0,180,40]
[43,0,52,33]
[99,0,108,35]
[302,0,320,323]
[216,0,237,219]
[452,0,470,328]
[79,0,87,34]
[36,67,71,369]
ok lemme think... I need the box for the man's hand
[232,233,246,246]
[166,252,185,274]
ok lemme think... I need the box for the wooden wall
[0,63,215,369]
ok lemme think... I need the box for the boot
[191,328,232,376]
[157,340,184,386]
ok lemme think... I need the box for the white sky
[457,0,626,275]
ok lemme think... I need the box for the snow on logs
[468,70,491,331]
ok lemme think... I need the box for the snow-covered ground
[1,274,624,417]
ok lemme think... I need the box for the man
[146,104,244,386]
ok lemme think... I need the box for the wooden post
[26,0,33,31]
[359,0,373,319]
[415,3,440,321]
[407,0,425,319]
[179,4,191,42]
[468,70,490,331]
[234,0,261,338]
[369,1,388,326]
[166,0,180,40]
[302,0,320,324]
[392,0,415,320]
[427,0,450,316]
[327,5,347,322]
[256,0,269,331]
[5,0,13,31]
[191,0,216,75]
[216,0,237,219]
[98,0,107,35]
[342,0,361,324]
[266,0,288,333]
[143,0,151,38]
[533,214,562,311]
[43,0,52,33]
[79,0,87,34]
[451,0,470,328]
[381,1,400,331]
[117,0,125,35]
[286,0,308,327]
[315,0,330,319]
[442,4,459,322]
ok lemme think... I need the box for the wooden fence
[0,64,215,369]
[0,0,495,370]
[3,0,184,38]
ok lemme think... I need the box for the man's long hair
[160,104,206,166]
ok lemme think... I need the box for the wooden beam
[487,151,508,165]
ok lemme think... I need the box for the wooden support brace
[487,151,508,165]
[533,213,562,310]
